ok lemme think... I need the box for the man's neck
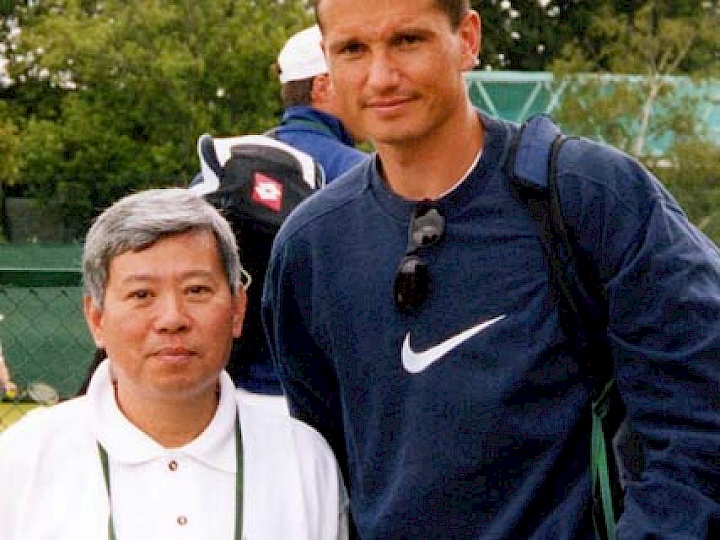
[115,383,220,448]
[376,106,484,201]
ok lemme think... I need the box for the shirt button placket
[167,459,188,532]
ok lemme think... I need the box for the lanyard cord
[97,415,243,540]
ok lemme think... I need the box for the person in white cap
[273,24,367,183]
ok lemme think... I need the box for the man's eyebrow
[328,25,435,48]
[117,270,215,285]
[325,35,360,51]
[117,274,155,285]
[391,26,436,40]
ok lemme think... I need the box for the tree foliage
[550,1,720,241]
[0,1,717,242]
[0,104,20,184]
[472,0,601,71]
[1,0,312,238]
[471,1,719,76]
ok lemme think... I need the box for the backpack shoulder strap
[508,114,563,192]
[509,114,625,540]
[509,114,609,375]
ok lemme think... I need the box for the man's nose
[366,50,400,89]
[154,293,190,332]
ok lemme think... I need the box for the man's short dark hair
[281,77,315,108]
[313,0,470,30]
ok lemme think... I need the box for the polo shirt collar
[89,360,238,473]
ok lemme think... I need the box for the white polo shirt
[0,361,348,539]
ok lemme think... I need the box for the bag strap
[264,118,335,139]
[509,114,625,540]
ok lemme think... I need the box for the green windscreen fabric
[0,244,92,398]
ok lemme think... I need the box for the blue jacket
[273,106,367,184]
[263,113,720,538]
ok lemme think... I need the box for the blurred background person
[272,24,367,183]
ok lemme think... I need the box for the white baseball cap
[277,25,328,84]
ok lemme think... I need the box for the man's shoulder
[553,136,668,221]
[275,118,366,180]
[559,136,638,175]
[238,398,339,463]
[509,114,661,207]
[0,398,90,459]
[275,159,372,244]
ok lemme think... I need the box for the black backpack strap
[509,114,625,540]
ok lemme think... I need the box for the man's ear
[231,290,247,339]
[83,295,106,349]
[459,10,482,71]
[310,73,332,104]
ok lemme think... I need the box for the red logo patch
[252,173,284,212]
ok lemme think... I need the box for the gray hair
[82,188,249,308]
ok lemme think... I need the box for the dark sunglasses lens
[394,255,430,311]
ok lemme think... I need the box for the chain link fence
[0,245,95,432]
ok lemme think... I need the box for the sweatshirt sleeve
[261,229,351,486]
[559,138,720,538]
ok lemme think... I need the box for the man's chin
[372,127,424,148]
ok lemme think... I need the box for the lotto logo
[252,173,284,212]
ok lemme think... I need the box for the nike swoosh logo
[401,314,507,374]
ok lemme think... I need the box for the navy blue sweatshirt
[263,113,720,538]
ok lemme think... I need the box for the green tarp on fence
[0,244,92,399]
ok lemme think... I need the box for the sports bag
[190,133,325,385]
[192,133,324,234]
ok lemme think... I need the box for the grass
[0,402,42,432]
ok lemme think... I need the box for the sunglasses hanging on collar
[394,201,446,313]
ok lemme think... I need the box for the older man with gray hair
[0,188,348,540]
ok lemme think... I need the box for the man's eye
[339,41,363,55]
[395,34,422,46]
[129,290,150,300]
[187,285,212,296]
